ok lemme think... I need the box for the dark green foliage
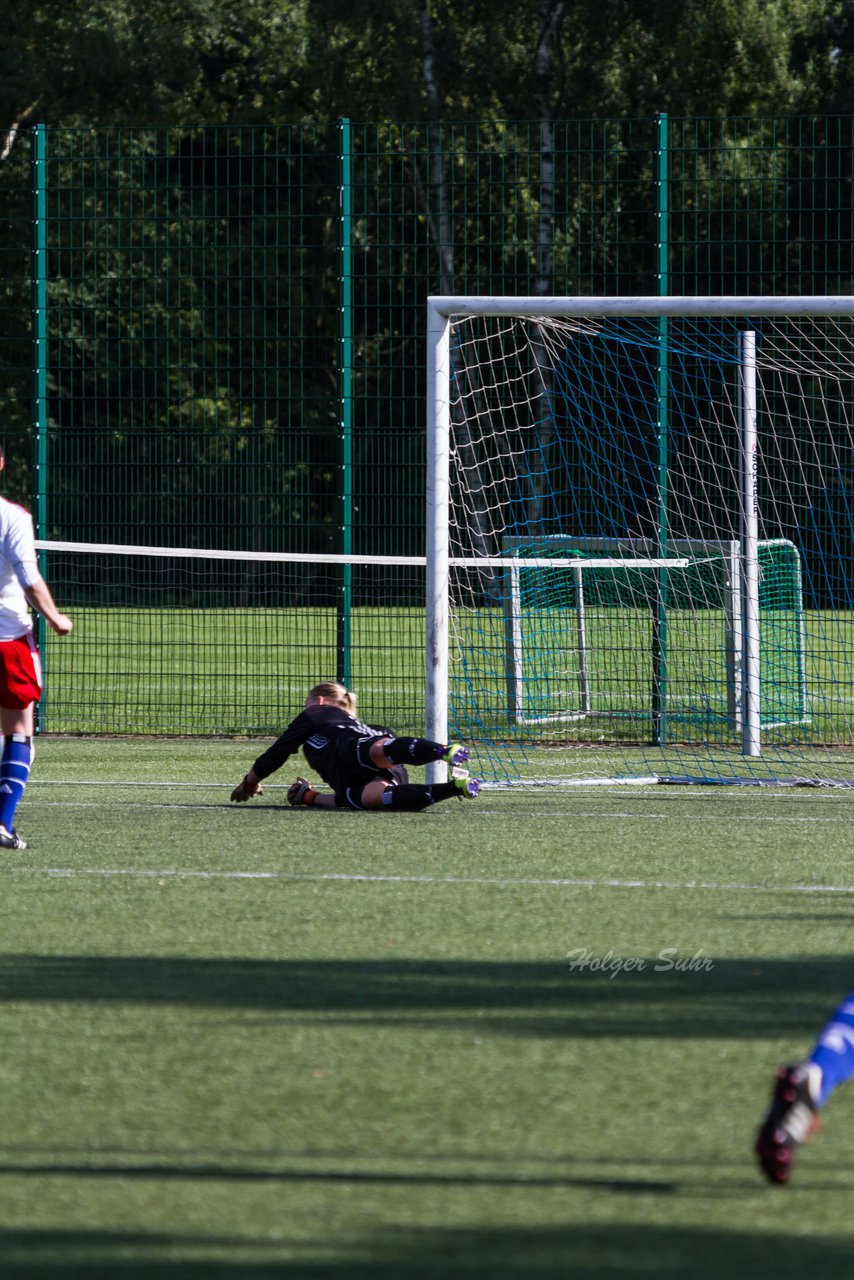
[1,4,852,554]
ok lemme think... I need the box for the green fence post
[653,111,669,746]
[31,123,48,733]
[337,118,353,688]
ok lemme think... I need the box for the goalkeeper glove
[230,774,263,803]
[287,777,318,806]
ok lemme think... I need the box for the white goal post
[426,296,854,785]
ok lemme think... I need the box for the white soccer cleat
[0,824,27,849]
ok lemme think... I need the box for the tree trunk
[529,0,566,528]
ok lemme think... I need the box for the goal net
[426,297,854,786]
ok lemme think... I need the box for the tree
[0,0,315,162]
[2,0,852,536]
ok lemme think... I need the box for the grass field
[1,736,854,1277]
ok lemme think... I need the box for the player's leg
[0,635,40,850]
[368,737,470,771]
[290,774,479,810]
[357,776,480,810]
[0,705,34,849]
[755,992,854,1184]
[805,993,854,1103]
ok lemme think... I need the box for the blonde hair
[308,681,356,714]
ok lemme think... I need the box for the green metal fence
[0,116,852,735]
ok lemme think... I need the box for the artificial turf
[0,738,852,1277]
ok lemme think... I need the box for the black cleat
[755,1063,821,1184]
[0,824,27,850]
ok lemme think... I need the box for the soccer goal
[426,296,854,786]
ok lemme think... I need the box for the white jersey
[0,497,41,640]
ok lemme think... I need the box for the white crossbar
[34,541,694,573]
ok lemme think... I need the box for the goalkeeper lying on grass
[230,680,480,812]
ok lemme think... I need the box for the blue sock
[0,733,33,831]
[808,993,854,1106]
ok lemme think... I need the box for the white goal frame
[425,295,854,778]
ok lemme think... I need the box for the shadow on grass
[1,1222,852,1279]
[0,954,849,1038]
[0,1157,677,1193]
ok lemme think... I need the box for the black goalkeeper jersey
[251,704,394,798]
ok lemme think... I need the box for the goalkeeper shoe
[0,824,27,850]
[452,775,481,799]
[755,1062,821,1184]
[287,777,317,807]
[443,743,470,770]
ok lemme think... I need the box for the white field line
[30,798,854,823]
[31,778,854,802]
[34,779,670,789]
[8,866,854,896]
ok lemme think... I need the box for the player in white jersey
[0,445,72,849]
